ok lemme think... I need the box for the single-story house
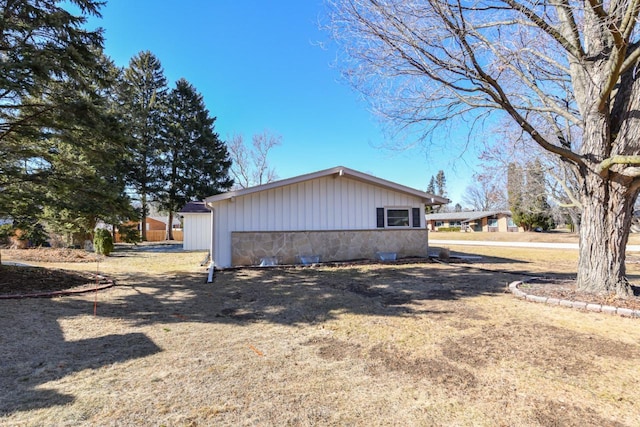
[145,216,182,231]
[185,166,448,268]
[116,216,184,242]
[426,211,521,232]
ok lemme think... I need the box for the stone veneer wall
[231,229,428,266]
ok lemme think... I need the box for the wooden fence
[115,229,183,242]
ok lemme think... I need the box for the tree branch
[436,2,584,166]
[597,155,640,175]
[501,0,585,59]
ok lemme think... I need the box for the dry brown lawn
[1,245,640,426]
[430,230,640,245]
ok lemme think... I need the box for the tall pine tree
[0,1,138,255]
[158,78,233,240]
[119,51,168,240]
[524,159,554,231]
[426,176,436,194]
[0,0,105,218]
[508,161,554,231]
[39,56,136,245]
[507,162,526,227]
[435,170,447,198]
[426,170,448,212]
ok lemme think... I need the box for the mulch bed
[0,265,111,298]
[522,278,640,311]
[2,247,101,263]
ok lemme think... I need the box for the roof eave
[205,166,446,205]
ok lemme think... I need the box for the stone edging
[509,281,640,318]
[0,275,116,300]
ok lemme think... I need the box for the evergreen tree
[0,1,137,255]
[120,51,168,241]
[38,55,135,245]
[507,161,554,231]
[426,176,436,194]
[426,170,448,212]
[507,162,525,227]
[158,78,233,239]
[524,159,555,230]
[0,0,103,142]
[0,0,105,214]
[435,170,447,197]
[425,176,436,213]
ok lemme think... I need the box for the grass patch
[1,248,639,425]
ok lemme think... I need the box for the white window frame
[385,207,412,228]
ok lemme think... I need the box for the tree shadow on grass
[87,260,525,330]
[0,299,161,415]
[0,252,574,415]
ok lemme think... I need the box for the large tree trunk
[141,194,148,241]
[576,172,635,297]
[571,44,639,297]
[165,212,174,241]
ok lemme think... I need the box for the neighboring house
[426,211,521,232]
[144,217,168,231]
[130,216,183,242]
[188,166,448,268]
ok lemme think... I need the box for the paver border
[509,280,640,318]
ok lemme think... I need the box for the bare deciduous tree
[329,0,640,296]
[463,177,507,211]
[228,130,282,189]
[479,120,582,230]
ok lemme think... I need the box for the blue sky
[87,0,480,205]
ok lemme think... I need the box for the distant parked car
[533,227,543,232]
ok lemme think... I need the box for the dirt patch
[304,337,478,389]
[441,321,639,378]
[521,278,640,310]
[304,337,362,361]
[368,343,478,389]
[531,399,627,427]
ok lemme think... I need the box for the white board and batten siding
[207,173,428,267]
[181,212,211,250]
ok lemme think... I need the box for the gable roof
[204,166,450,205]
[147,216,182,226]
[179,201,210,213]
[425,210,511,222]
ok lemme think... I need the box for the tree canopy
[0,0,136,247]
[157,78,233,239]
[118,50,168,241]
[329,0,640,296]
[507,161,554,231]
[0,2,234,250]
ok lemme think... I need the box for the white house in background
[192,165,448,268]
[179,201,211,250]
